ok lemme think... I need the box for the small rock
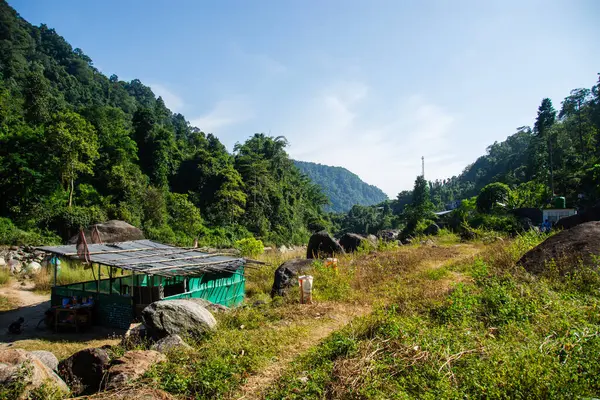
[106,350,167,390]
[58,347,111,396]
[151,334,192,354]
[30,350,59,371]
[0,348,69,398]
[278,245,288,253]
[0,257,6,267]
[8,259,21,275]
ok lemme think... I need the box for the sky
[9,0,600,197]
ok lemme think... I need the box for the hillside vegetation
[294,161,388,213]
[0,0,328,246]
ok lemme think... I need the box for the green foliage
[0,217,61,245]
[476,182,512,213]
[234,237,264,258]
[294,160,388,213]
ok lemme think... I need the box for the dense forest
[0,0,330,246]
[335,74,600,236]
[293,161,388,213]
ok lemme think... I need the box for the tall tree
[534,98,557,194]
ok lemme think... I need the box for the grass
[32,261,105,292]
[264,231,600,400]
[0,294,18,311]
[0,267,10,286]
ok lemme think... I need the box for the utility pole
[421,156,425,178]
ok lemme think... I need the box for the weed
[0,267,10,286]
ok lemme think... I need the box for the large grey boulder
[30,350,58,371]
[58,347,111,395]
[151,334,192,354]
[0,349,69,399]
[271,258,314,297]
[68,220,144,244]
[339,233,368,253]
[307,230,345,259]
[142,299,217,339]
[105,350,166,391]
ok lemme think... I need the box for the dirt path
[0,280,50,336]
[235,303,371,400]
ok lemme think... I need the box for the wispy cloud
[150,83,185,113]
[282,81,460,197]
[189,97,254,133]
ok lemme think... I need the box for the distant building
[542,208,577,225]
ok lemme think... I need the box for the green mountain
[0,0,327,246]
[294,161,388,213]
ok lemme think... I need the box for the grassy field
[4,232,600,400]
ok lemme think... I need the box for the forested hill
[294,161,388,213]
[395,77,600,213]
[0,0,329,246]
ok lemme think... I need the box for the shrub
[234,237,264,258]
[0,217,61,246]
[476,182,511,213]
[0,268,10,286]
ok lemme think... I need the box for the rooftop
[36,239,245,278]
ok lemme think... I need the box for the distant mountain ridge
[294,161,388,213]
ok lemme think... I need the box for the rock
[106,350,167,390]
[68,220,145,244]
[151,334,192,353]
[30,350,58,371]
[0,349,69,399]
[8,259,21,274]
[378,229,401,241]
[423,223,440,236]
[58,347,111,395]
[306,230,345,259]
[278,245,288,253]
[366,234,379,246]
[0,257,5,267]
[555,203,600,230]
[271,258,313,297]
[518,221,600,275]
[339,233,368,253]
[25,261,42,275]
[142,300,217,339]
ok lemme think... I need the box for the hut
[37,240,246,329]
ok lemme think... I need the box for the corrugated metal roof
[36,239,245,277]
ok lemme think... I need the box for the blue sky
[9,0,600,197]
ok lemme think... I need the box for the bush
[476,182,511,213]
[234,237,264,257]
[469,213,521,234]
[0,217,61,246]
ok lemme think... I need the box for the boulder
[189,298,229,313]
[58,347,111,395]
[30,350,58,371]
[151,334,192,354]
[0,349,69,399]
[68,220,145,244]
[105,350,166,391]
[142,299,217,339]
[423,223,440,236]
[555,203,600,230]
[339,233,367,253]
[25,261,42,275]
[278,245,288,253]
[378,229,401,241]
[271,258,313,297]
[0,257,5,267]
[306,230,345,259]
[518,221,600,275]
[366,234,379,246]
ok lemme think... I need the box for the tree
[45,111,99,207]
[534,98,557,194]
[476,182,511,213]
[403,175,434,230]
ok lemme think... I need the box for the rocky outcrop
[0,349,69,399]
[30,350,58,371]
[68,220,145,244]
[306,230,345,259]
[339,233,368,253]
[555,203,600,230]
[271,258,313,297]
[151,334,192,353]
[142,299,217,339]
[58,347,111,396]
[518,221,600,274]
[105,350,166,390]
[423,223,440,236]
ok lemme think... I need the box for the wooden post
[53,257,57,287]
[150,275,154,303]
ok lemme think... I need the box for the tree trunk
[68,177,74,208]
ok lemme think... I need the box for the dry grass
[0,267,10,286]
[33,263,101,292]
[0,294,18,311]
[2,337,122,360]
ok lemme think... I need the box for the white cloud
[150,83,185,113]
[189,97,254,133]
[283,82,460,197]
